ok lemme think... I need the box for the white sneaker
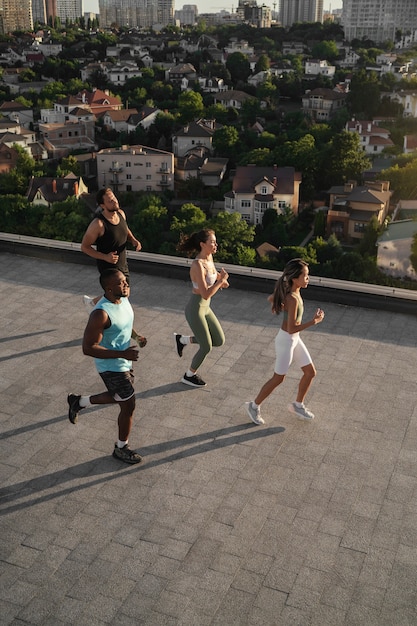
[245,401,264,425]
[83,295,95,313]
[288,402,314,421]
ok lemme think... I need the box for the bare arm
[82,309,139,361]
[119,210,141,251]
[284,294,325,334]
[81,219,118,264]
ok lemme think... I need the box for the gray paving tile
[1,252,417,625]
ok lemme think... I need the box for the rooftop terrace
[1,251,417,625]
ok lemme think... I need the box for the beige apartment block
[96,144,174,193]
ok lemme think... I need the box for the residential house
[326,180,392,241]
[126,106,161,133]
[302,88,347,122]
[377,218,417,278]
[213,90,256,110]
[0,128,47,161]
[26,174,89,206]
[76,89,123,116]
[41,96,86,124]
[224,165,302,225]
[80,61,114,83]
[172,119,221,157]
[106,61,143,86]
[39,121,97,159]
[345,120,394,155]
[96,144,174,193]
[388,90,417,117]
[403,134,417,153]
[102,109,138,133]
[73,153,97,187]
[165,63,197,87]
[197,76,228,93]
[224,39,254,57]
[282,41,306,56]
[305,59,336,78]
[199,157,228,187]
[0,101,34,129]
[0,143,19,173]
[336,46,360,69]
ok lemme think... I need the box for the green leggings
[185,294,225,371]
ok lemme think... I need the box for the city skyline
[83,0,343,16]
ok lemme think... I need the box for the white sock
[79,396,91,408]
[252,401,259,409]
[186,369,195,377]
[117,439,128,448]
[295,401,303,408]
[180,335,191,345]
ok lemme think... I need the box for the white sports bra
[192,263,217,289]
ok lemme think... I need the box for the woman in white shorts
[245,258,325,425]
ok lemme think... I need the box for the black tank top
[96,212,129,276]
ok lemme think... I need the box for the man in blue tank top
[67,268,143,464]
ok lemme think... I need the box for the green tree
[177,91,205,123]
[57,155,81,177]
[212,126,239,156]
[226,51,251,84]
[171,203,207,239]
[255,54,270,73]
[311,40,339,61]
[129,194,168,252]
[209,211,255,264]
[321,131,370,188]
[38,197,90,241]
[347,70,380,118]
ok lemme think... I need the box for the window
[146,174,151,180]
[126,161,131,167]
[241,213,251,223]
[146,185,152,191]
[126,184,132,191]
[146,162,151,167]
[241,200,251,208]
[354,222,366,233]
[126,174,131,180]
[261,186,267,194]
[278,201,286,209]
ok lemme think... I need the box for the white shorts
[274,329,313,375]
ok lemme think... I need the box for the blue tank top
[94,296,134,373]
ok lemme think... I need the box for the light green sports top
[283,292,303,325]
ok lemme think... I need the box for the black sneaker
[112,443,143,464]
[67,394,82,424]
[181,373,206,387]
[174,333,184,357]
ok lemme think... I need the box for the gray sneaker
[288,402,314,421]
[112,444,143,464]
[245,401,265,425]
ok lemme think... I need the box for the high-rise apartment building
[280,0,323,27]
[32,0,47,24]
[56,0,82,23]
[342,0,417,43]
[0,0,33,32]
[99,0,173,28]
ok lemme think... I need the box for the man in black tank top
[81,188,146,347]
[81,188,141,282]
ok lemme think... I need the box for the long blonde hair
[272,258,308,315]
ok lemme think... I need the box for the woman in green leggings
[174,229,229,387]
